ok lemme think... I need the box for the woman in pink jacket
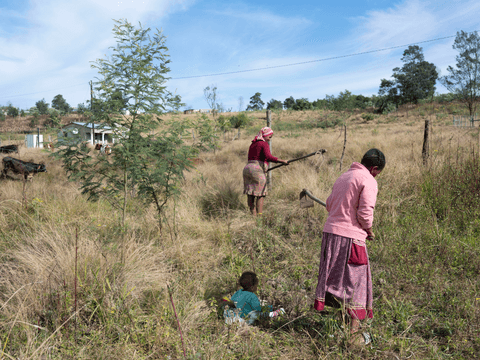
[314,148,385,344]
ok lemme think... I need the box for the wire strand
[171,34,465,80]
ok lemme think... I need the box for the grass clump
[199,180,246,218]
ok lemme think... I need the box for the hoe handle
[267,149,326,172]
[301,189,326,208]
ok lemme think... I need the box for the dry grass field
[0,105,479,359]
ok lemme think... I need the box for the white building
[59,122,119,145]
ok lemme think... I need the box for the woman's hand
[365,227,375,241]
[280,159,289,165]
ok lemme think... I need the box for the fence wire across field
[453,114,479,127]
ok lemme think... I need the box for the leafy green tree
[353,95,371,109]
[312,98,327,109]
[76,103,88,114]
[441,30,480,118]
[293,98,313,111]
[6,103,19,117]
[393,46,438,104]
[45,109,61,128]
[283,96,295,110]
[36,99,49,115]
[333,90,357,111]
[230,112,251,139]
[54,19,212,229]
[52,94,71,114]
[325,94,336,110]
[266,99,283,110]
[0,107,5,122]
[376,79,399,114]
[246,92,264,111]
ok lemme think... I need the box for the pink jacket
[323,162,378,241]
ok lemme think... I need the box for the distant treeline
[264,91,458,114]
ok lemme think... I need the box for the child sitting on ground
[223,271,284,325]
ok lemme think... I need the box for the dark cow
[2,157,47,181]
[0,145,19,154]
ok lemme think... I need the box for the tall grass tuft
[199,179,246,218]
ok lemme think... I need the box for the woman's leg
[247,195,256,215]
[350,318,360,335]
[256,196,264,215]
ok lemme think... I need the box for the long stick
[267,149,326,172]
[167,283,187,359]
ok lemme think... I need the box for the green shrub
[382,103,396,115]
[361,113,375,121]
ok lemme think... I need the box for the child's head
[238,271,259,292]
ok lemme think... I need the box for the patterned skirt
[314,232,373,320]
[243,161,267,197]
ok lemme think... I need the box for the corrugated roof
[63,122,113,130]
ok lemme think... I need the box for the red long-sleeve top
[247,140,279,163]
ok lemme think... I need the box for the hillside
[0,107,479,359]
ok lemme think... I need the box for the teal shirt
[231,289,272,318]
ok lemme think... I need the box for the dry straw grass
[1,107,479,358]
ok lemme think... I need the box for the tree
[204,85,220,119]
[230,112,251,139]
[441,30,480,118]
[54,19,213,229]
[266,99,283,110]
[76,103,88,114]
[246,92,264,111]
[36,99,49,115]
[283,96,295,110]
[6,103,19,117]
[52,94,71,114]
[292,98,313,111]
[332,90,357,111]
[312,98,328,110]
[393,46,438,104]
[45,109,61,128]
[376,79,399,114]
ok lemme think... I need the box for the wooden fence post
[266,110,272,190]
[339,123,347,172]
[422,119,430,166]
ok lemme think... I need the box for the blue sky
[0,0,479,111]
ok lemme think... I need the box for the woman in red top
[243,127,288,215]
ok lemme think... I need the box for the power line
[170,33,464,80]
[1,30,478,101]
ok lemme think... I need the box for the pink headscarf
[252,127,273,142]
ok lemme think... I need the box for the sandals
[348,332,371,347]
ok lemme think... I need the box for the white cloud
[0,0,195,107]
[354,0,438,51]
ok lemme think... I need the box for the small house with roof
[59,122,120,145]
